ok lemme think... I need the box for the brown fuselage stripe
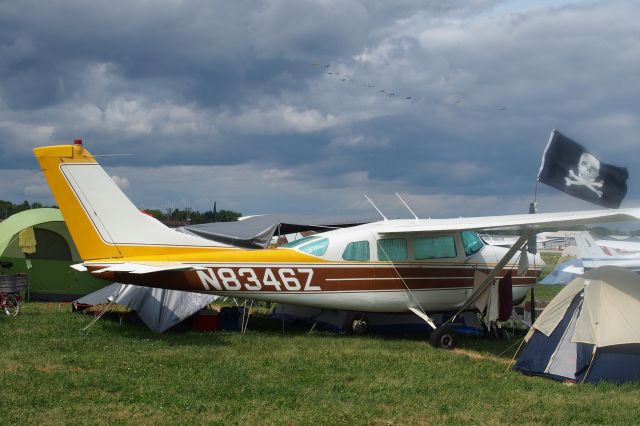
[91,265,538,293]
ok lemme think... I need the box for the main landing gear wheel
[429,326,457,350]
[352,318,369,334]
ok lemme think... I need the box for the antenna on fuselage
[395,193,419,220]
[363,194,387,221]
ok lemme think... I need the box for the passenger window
[342,241,370,261]
[299,238,329,256]
[377,239,407,261]
[413,236,457,259]
[461,231,485,256]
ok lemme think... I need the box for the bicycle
[0,291,19,316]
[0,261,27,317]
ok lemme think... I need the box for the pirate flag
[538,130,628,208]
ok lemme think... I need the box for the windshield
[282,236,319,248]
[461,231,484,256]
[299,238,329,256]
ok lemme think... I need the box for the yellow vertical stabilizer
[33,142,227,261]
[34,143,123,260]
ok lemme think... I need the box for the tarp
[516,266,640,383]
[75,284,220,333]
[178,214,372,249]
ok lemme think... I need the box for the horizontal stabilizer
[92,262,206,275]
[70,263,88,272]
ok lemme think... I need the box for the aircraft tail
[33,141,222,261]
[574,231,608,258]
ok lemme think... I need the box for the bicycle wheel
[4,293,19,316]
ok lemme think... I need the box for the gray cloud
[0,0,638,218]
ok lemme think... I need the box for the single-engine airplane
[33,142,640,348]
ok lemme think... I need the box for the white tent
[75,284,219,333]
[516,266,640,383]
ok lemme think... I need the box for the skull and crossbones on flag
[564,153,604,198]
[538,130,628,208]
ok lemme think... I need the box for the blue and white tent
[515,266,640,383]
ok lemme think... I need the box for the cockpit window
[283,236,319,248]
[461,231,484,256]
[299,238,329,256]
[342,241,370,261]
[377,238,408,261]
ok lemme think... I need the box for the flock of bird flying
[311,63,508,111]
[311,63,415,102]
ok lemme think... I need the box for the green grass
[2,303,640,424]
[540,252,562,280]
[532,284,564,302]
[529,252,574,303]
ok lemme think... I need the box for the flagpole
[529,180,539,326]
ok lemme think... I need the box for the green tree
[142,207,241,224]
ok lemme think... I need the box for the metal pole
[531,287,537,324]
[529,202,538,324]
[528,202,538,255]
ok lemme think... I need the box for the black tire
[3,293,19,317]
[351,318,369,334]
[429,326,457,349]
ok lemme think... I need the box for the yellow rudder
[33,142,123,261]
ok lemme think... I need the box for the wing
[376,207,640,235]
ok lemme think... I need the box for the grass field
[2,302,640,425]
[532,252,567,302]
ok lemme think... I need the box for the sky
[0,0,638,220]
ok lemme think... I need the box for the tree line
[0,200,49,219]
[142,208,241,224]
[0,199,241,224]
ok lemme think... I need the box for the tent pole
[581,348,597,383]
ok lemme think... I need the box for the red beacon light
[73,139,83,145]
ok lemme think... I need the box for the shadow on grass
[72,310,235,348]
[72,308,528,360]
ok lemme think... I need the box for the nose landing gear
[429,326,457,350]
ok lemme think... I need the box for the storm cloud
[1,0,638,218]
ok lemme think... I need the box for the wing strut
[447,229,534,323]
[373,230,437,329]
[408,307,437,329]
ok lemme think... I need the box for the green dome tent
[0,208,109,301]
